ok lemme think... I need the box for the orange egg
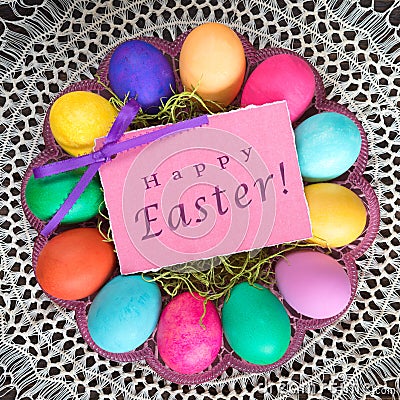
[36,228,116,300]
[179,23,246,107]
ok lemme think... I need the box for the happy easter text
[134,147,274,240]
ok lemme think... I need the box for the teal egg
[25,168,104,224]
[294,112,361,182]
[222,282,291,365]
[87,275,161,353]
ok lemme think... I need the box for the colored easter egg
[241,54,315,122]
[87,275,161,353]
[295,112,362,182]
[157,292,222,374]
[36,228,116,300]
[222,282,291,365]
[25,168,104,224]
[275,250,352,319]
[50,91,118,157]
[179,23,246,107]
[108,40,175,114]
[305,183,367,247]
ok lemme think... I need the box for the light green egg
[25,167,104,224]
[222,282,291,365]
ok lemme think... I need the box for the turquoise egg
[25,168,104,224]
[222,282,291,365]
[294,112,361,182]
[87,275,161,353]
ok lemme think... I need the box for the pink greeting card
[99,101,312,274]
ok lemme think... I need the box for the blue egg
[108,40,175,114]
[87,275,161,353]
[294,112,361,182]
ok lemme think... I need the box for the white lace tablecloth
[1,1,399,399]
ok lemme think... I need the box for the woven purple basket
[21,31,380,385]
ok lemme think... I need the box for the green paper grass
[144,243,316,305]
[95,75,236,129]
[97,191,114,244]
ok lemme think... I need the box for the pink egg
[241,54,315,122]
[157,292,222,374]
[275,250,352,319]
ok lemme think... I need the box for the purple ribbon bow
[34,98,209,237]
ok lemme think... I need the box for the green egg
[25,168,104,224]
[222,282,291,365]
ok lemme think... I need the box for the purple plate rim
[21,30,380,385]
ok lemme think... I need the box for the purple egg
[275,250,352,319]
[108,40,175,114]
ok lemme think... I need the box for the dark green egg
[25,168,104,224]
[222,282,291,365]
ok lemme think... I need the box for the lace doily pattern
[1,0,399,399]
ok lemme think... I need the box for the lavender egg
[275,250,352,319]
[108,40,175,114]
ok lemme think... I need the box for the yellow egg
[179,23,246,107]
[305,183,367,248]
[49,91,118,157]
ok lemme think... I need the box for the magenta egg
[157,292,222,374]
[275,250,352,319]
[241,54,315,122]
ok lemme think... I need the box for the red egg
[36,228,116,301]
